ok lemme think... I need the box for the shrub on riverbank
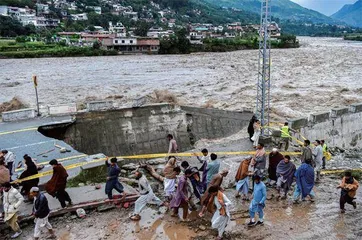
[160,34,299,54]
[0,46,118,58]
[344,35,362,41]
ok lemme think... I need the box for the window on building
[122,40,125,43]
[130,40,133,44]
[115,40,118,44]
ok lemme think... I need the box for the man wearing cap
[45,159,72,208]
[2,182,23,238]
[30,187,56,239]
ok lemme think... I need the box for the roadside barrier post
[33,75,40,116]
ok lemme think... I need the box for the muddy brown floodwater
[8,175,361,240]
[1,37,362,120]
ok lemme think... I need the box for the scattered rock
[97,205,115,212]
[60,148,67,153]
[146,159,166,165]
[121,169,127,174]
[78,183,85,187]
[121,163,138,170]
[199,225,206,231]
[76,208,86,218]
[158,206,168,214]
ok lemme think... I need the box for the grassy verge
[0,46,118,58]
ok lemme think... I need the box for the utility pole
[256,0,271,136]
[33,75,40,116]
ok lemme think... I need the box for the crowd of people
[0,131,360,240]
[0,154,72,239]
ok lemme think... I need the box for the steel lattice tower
[256,0,271,136]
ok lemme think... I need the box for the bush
[15,36,26,43]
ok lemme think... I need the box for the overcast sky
[291,0,358,16]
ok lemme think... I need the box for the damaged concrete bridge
[38,104,253,156]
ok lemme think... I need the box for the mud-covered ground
[1,135,361,240]
[4,175,360,240]
[1,37,362,120]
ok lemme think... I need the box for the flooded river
[1,37,362,119]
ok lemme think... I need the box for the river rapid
[1,37,362,120]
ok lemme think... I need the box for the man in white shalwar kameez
[130,171,164,221]
[208,186,232,240]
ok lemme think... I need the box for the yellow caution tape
[12,150,302,184]
[15,154,88,172]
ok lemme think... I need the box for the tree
[0,16,35,37]
[134,21,151,37]
[175,28,190,54]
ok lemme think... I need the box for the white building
[87,6,101,14]
[36,4,49,15]
[113,37,137,45]
[109,22,126,36]
[0,5,8,16]
[71,13,88,21]
[34,17,60,27]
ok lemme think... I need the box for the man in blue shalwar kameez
[248,175,267,226]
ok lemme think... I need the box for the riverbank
[0,46,118,58]
[0,39,118,58]
[0,34,299,58]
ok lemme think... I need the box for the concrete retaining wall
[290,103,362,149]
[87,101,114,111]
[2,108,36,122]
[48,104,77,115]
[180,106,253,144]
[39,104,252,156]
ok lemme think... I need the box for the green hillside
[203,0,337,23]
[331,0,362,27]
